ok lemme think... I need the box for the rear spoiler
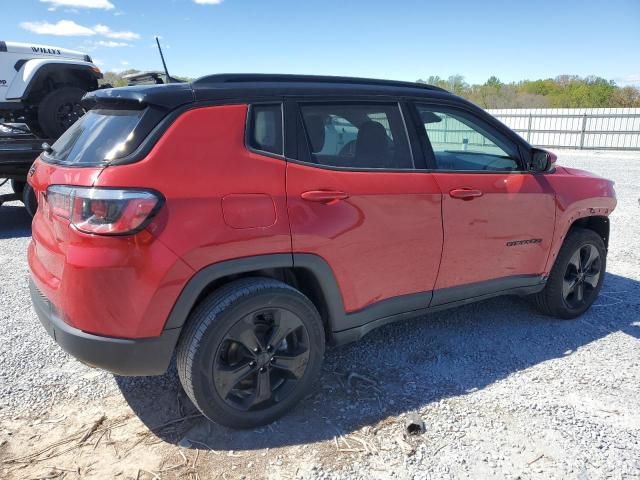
[81,82,194,111]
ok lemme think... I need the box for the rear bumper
[30,278,180,376]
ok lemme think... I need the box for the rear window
[45,109,144,165]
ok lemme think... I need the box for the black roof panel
[192,73,447,92]
[84,74,452,110]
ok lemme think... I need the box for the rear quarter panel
[93,104,292,274]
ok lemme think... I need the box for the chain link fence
[488,108,640,150]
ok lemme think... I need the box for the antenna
[155,36,171,83]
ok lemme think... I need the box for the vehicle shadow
[116,272,640,450]
[0,204,32,239]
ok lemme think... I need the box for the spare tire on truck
[37,86,86,139]
[10,180,25,197]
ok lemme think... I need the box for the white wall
[487,108,640,150]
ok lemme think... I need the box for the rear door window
[298,103,414,170]
[45,109,145,165]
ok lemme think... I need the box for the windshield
[45,109,145,165]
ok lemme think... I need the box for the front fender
[543,168,616,274]
[5,59,101,100]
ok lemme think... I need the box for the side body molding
[162,253,547,347]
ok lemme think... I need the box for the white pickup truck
[0,40,102,138]
[0,41,103,215]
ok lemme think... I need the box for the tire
[11,180,25,197]
[177,277,325,429]
[36,87,86,139]
[534,228,606,319]
[22,182,37,217]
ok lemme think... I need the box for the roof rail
[191,73,447,92]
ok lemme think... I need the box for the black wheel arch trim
[164,254,296,330]
[163,252,403,337]
[163,253,348,333]
[20,63,102,100]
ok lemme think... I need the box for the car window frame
[408,101,528,173]
[289,99,420,172]
[245,102,285,159]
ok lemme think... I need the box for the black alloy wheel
[177,278,325,428]
[213,307,311,411]
[562,243,602,310]
[533,228,606,319]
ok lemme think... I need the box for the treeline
[416,75,640,108]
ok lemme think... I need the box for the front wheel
[177,278,325,429]
[534,228,606,319]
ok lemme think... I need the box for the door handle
[449,188,483,200]
[301,190,349,204]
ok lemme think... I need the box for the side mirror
[530,148,557,173]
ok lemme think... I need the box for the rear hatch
[29,83,194,295]
[29,107,149,285]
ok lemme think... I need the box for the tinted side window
[248,104,283,155]
[416,105,520,171]
[299,103,413,169]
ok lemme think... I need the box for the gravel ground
[0,150,639,479]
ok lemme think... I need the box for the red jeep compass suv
[28,74,616,428]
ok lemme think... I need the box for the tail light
[46,186,162,235]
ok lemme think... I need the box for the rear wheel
[177,278,325,428]
[534,228,606,318]
[37,86,86,139]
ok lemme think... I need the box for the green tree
[485,76,503,89]
[418,73,637,108]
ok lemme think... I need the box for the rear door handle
[301,190,349,204]
[449,188,483,200]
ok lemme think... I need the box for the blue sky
[4,0,640,86]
